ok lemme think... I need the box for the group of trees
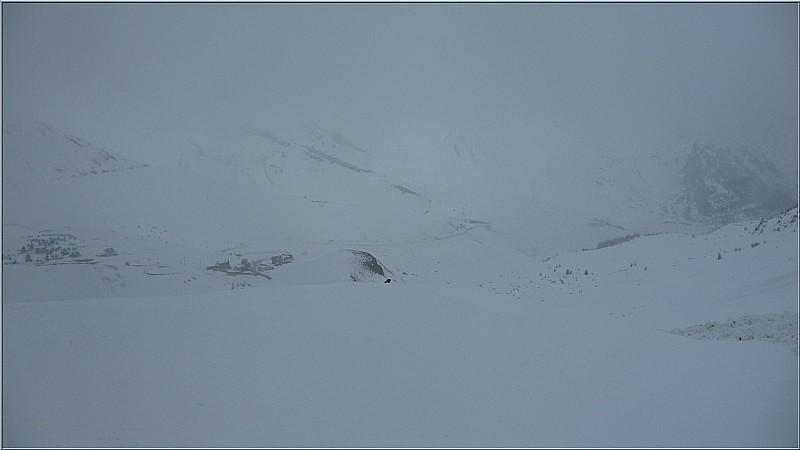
[16,234,81,264]
[596,233,640,250]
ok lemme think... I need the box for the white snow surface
[4,221,797,447]
[2,118,798,447]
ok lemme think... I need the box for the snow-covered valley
[2,116,798,447]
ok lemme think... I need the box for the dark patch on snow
[596,233,640,250]
[206,261,231,271]
[349,249,385,277]
[393,184,422,196]
[271,253,294,266]
[206,253,295,279]
[97,247,119,257]
[671,312,798,352]
[301,146,372,173]
[752,205,798,234]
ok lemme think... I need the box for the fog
[4,3,796,153]
[3,8,799,445]
[3,3,798,253]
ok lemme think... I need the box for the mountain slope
[676,141,797,224]
[3,208,797,447]
[2,119,797,447]
[5,114,797,259]
[2,118,148,188]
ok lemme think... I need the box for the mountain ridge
[3,115,796,257]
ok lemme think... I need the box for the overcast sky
[3,2,798,164]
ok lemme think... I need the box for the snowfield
[2,117,798,447]
[3,214,797,447]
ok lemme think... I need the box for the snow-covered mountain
[2,119,148,188]
[3,114,796,261]
[176,123,432,217]
[23,110,784,257]
[675,141,797,224]
[2,116,798,447]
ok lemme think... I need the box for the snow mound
[269,249,392,286]
[671,312,799,352]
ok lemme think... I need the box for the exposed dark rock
[676,142,796,224]
[349,249,385,277]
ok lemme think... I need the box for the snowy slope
[13,113,789,258]
[2,118,148,189]
[3,206,797,447]
[0,119,483,302]
[2,118,798,447]
[175,123,434,220]
[155,119,729,257]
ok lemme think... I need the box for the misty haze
[2,3,798,448]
